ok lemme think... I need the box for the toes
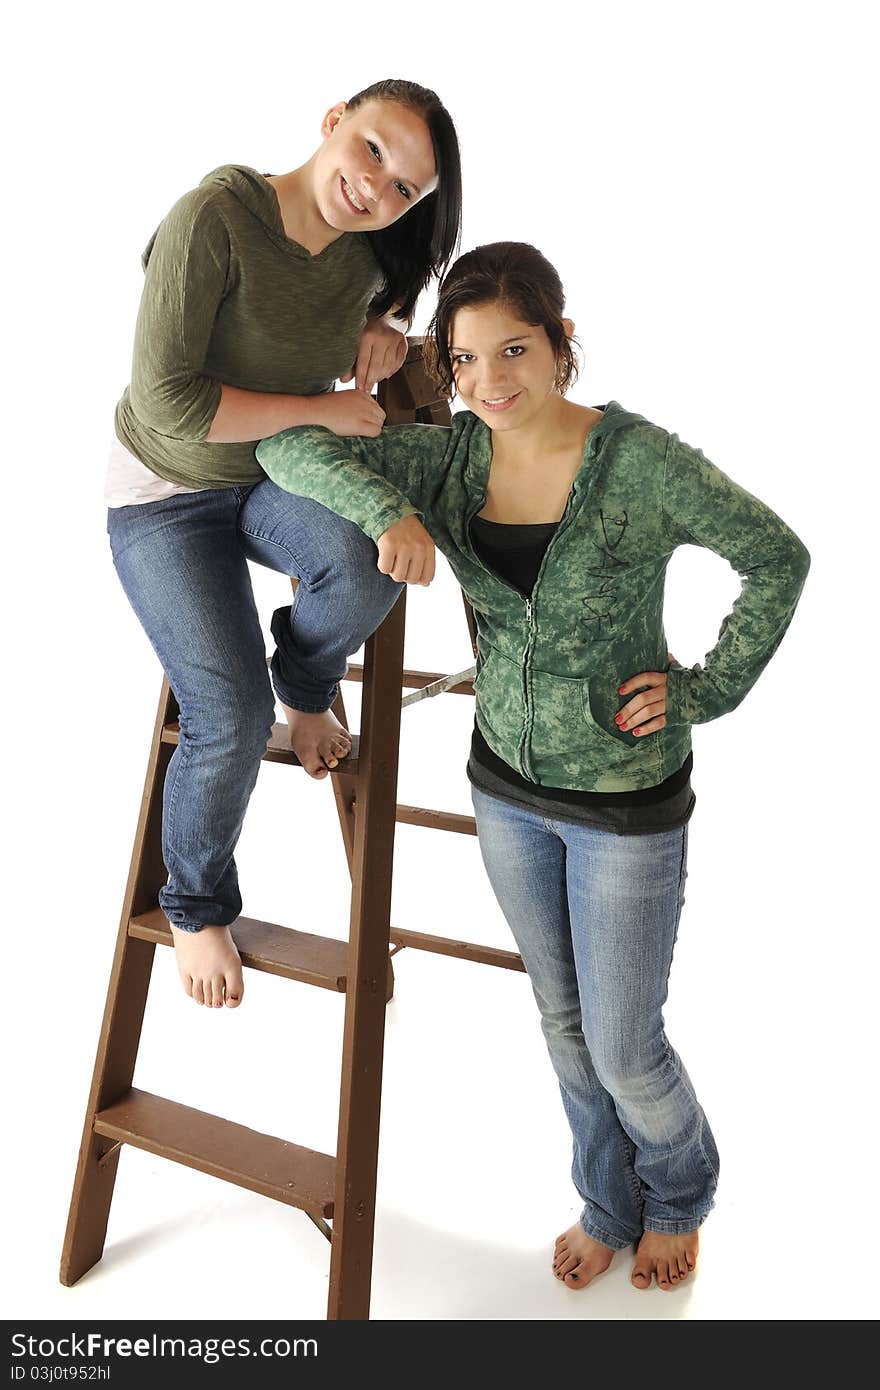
[675,1255,690,1281]
[657,1260,673,1290]
[564,1265,587,1287]
[191,978,206,1006]
[631,1263,652,1290]
[225,972,244,1008]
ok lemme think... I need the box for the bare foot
[631,1229,699,1290]
[281,703,352,780]
[169,924,244,1008]
[553,1222,616,1289]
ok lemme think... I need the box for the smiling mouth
[340,175,370,215]
[481,393,521,411]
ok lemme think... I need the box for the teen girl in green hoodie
[256,241,810,1295]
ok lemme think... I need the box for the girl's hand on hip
[376,516,435,586]
[340,318,408,394]
[615,652,677,736]
[309,388,386,437]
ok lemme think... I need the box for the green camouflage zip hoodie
[255,404,811,793]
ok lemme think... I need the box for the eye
[451,353,475,364]
[367,140,381,161]
[503,345,525,356]
[395,182,412,200]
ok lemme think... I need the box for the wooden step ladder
[60,340,525,1320]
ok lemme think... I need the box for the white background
[4,0,877,1323]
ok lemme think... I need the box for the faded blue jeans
[107,478,403,932]
[470,785,719,1247]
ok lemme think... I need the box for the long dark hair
[345,78,462,324]
[425,242,581,396]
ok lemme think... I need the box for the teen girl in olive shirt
[105,79,462,1012]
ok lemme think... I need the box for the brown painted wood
[380,336,451,420]
[328,688,357,874]
[461,593,479,658]
[60,679,177,1287]
[327,590,407,1321]
[388,927,527,972]
[129,908,352,992]
[94,1088,336,1217]
[344,665,474,696]
[393,804,478,836]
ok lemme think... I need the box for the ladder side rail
[60,678,178,1285]
[327,591,407,1320]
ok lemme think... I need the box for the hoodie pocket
[581,677,658,765]
[525,667,659,788]
[473,645,526,753]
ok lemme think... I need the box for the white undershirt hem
[104,435,208,507]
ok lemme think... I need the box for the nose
[358,171,382,205]
[478,378,511,399]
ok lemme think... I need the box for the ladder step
[161,720,361,773]
[346,663,474,697]
[130,908,350,991]
[94,1088,335,1217]
[395,804,477,835]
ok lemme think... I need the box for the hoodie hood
[590,400,652,438]
[197,164,281,229]
[141,165,285,270]
[458,400,652,492]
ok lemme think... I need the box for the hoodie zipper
[465,420,606,781]
[467,485,581,781]
[518,489,580,780]
[465,492,535,776]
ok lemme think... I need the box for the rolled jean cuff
[160,899,241,934]
[580,1203,640,1252]
[641,1208,712,1236]
[270,680,338,715]
[269,607,338,712]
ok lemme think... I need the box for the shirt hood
[198,163,282,231]
[141,164,285,272]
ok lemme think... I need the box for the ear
[320,101,347,139]
[562,316,575,339]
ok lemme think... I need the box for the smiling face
[312,98,439,232]
[449,301,571,433]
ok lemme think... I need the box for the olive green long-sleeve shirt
[114,164,384,488]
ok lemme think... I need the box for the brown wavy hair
[424,242,581,397]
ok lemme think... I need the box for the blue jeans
[470,786,719,1247]
[107,478,403,932]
